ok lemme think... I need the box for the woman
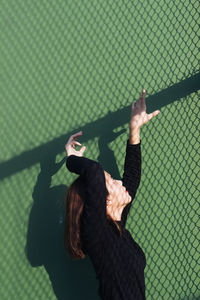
[65,89,160,300]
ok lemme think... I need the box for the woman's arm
[65,132,108,236]
[65,131,104,186]
[123,88,160,190]
[122,141,141,198]
[121,142,141,226]
[122,89,160,225]
[123,88,160,187]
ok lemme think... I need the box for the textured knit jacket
[66,140,146,300]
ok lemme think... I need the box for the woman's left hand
[65,131,86,157]
[130,89,160,131]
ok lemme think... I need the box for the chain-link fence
[0,0,199,299]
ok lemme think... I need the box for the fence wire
[0,0,199,300]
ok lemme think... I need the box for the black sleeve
[121,140,141,227]
[66,155,108,237]
[66,155,100,177]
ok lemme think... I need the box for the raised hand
[129,89,160,144]
[130,88,160,130]
[65,131,86,157]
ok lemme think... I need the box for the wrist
[129,127,140,144]
[66,150,72,157]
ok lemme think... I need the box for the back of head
[64,176,86,260]
[64,174,122,260]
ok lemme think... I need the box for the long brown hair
[64,176,122,260]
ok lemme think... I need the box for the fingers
[71,141,82,149]
[65,131,83,149]
[132,88,146,109]
[65,131,87,157]
[138,88,146,99]
[80,146,86,154]
[67,131,82,144]
[147,110,160,121]
[131,101,136,110]
[74,141,82,146]
[71,131,83,140]
[140,88,146,107]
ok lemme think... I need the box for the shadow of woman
[98,128,126,179]
[25,156,100,300]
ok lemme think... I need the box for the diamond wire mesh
[0,0,199,299]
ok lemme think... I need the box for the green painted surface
[0,0,199,299]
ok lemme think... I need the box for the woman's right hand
[65,131,86,157]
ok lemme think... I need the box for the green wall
[0,1,199,299]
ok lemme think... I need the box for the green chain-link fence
[0,0,199,299]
